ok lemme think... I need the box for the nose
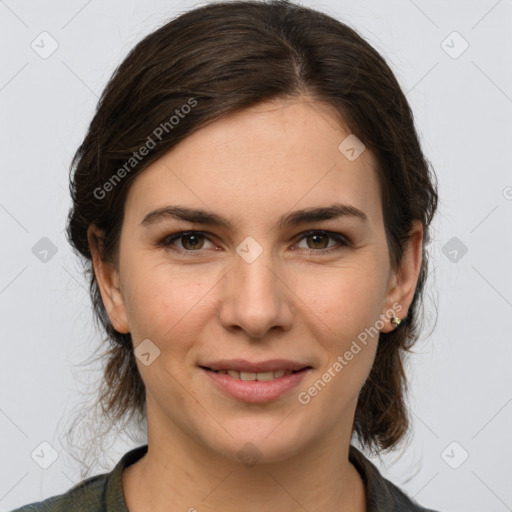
[219,248,294,340]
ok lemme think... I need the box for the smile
[201,366,311,403]
[204,368,302,381]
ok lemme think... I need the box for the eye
[161,231,215,254]
[160,229,350,256]
[294,230,350,254]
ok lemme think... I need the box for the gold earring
[390,315,402,328]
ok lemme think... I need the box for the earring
[390,315,402,328]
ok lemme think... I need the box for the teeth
[255,371,275,381]
[215,369,299,380]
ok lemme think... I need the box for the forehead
[124,98,382,229]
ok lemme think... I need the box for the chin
[199,415,311,465]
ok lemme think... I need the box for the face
[91,97,422,464]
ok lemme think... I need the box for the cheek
[121,258,218,354]
[294,258,387,337]
[292,259,385,397]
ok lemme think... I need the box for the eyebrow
[140,202,368,229]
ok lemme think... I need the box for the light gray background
[1,1,511,511]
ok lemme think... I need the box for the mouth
[199,359,313,403]
[200,367,310,381]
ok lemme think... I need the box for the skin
[89,96,423,512]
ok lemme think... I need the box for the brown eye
[180,233,205,250]
[306,233,330,249]
[162,231,214,253]
[295,230,349,254]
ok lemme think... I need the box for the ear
[380,219,424,333]
[87,225,130,334]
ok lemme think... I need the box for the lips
[199,359,313,402]
[202,363,311,403]
[204,368,301,381]
[200,358,311,373]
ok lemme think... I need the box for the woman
[13,1,440,510]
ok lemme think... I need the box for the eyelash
[160,230,350,257]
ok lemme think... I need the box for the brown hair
[64,0,438,473]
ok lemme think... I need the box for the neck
[122,400,367,512]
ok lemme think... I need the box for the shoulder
[9,473,108,512]
[10,445,148,512]
[349,445,441,512]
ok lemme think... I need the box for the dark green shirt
[11,444,439,511]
